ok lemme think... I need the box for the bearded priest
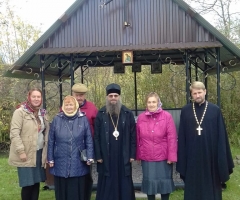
[94,83,136,200]
[176,81,234,200]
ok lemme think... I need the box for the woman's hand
[167,160,174,164]
[19,153,27,162]
[48,161,54,167]
[87,159,94,165]
[49,163,54,167]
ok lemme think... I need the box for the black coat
[176,102,234,200]
[94,105,136,176]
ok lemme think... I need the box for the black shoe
[221,183,227,190]
[43,186,50,190]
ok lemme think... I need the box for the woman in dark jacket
[47,95,94,200]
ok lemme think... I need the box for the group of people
[8,81,234,200]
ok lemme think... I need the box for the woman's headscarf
[16,88,43,131]
[16,88,42,111]
[62,95,79,117]
[145,92,163,114]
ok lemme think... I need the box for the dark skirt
[17,149,46,187]
[141,160,175,195]
[54,175,87,200]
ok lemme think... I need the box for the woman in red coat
[136,92,177,200]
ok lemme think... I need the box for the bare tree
[0,0,41,64]
[184,0,240,46]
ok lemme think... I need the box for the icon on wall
[122,51,133,64]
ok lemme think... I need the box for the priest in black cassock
[176,81,234,200]
[94,83,136,200]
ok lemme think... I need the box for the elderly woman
[136,92,177,200]
[8,88,49,200]
[47,95,94,200]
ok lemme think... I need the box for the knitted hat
[72,83,88,93]
[106,83,121,95]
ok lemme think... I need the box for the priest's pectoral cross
[196,125,203,136]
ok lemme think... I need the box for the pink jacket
[136,109,177,162]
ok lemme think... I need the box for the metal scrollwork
[204,56,211,64]
[97,55,115,65]
[219,67,236,91]
[50,62,57,68]
[195,57,202,64]
[26,68,33,74]
[87,59,98,67]
[218,73,236,91]
[143,53,161,63]
[228,57,240,66]
[169,62,185,73]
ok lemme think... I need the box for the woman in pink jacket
[136,92,177,200]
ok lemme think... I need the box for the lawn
[1,145,240,200]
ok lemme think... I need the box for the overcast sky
[8,0,76,32]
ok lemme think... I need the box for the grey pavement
[135,192,162,199]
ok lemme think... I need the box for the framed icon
[122,51,133,64]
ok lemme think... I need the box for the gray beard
[106,98,122,115]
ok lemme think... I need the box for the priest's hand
[130,158,134,163]
[97,159,103,163]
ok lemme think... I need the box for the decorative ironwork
[229,56,240,66]
[21,49,237,119]
[143,53,162,63]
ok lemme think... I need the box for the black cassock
[96,114,135,200]
[176,101,234,200]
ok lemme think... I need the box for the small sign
[114,63,125,73]
[122,51,133,64]
[151,62,162,74]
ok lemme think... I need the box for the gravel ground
[91,161,183,185]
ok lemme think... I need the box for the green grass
[1,145,240,200]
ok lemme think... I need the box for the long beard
[106,98,122,115]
